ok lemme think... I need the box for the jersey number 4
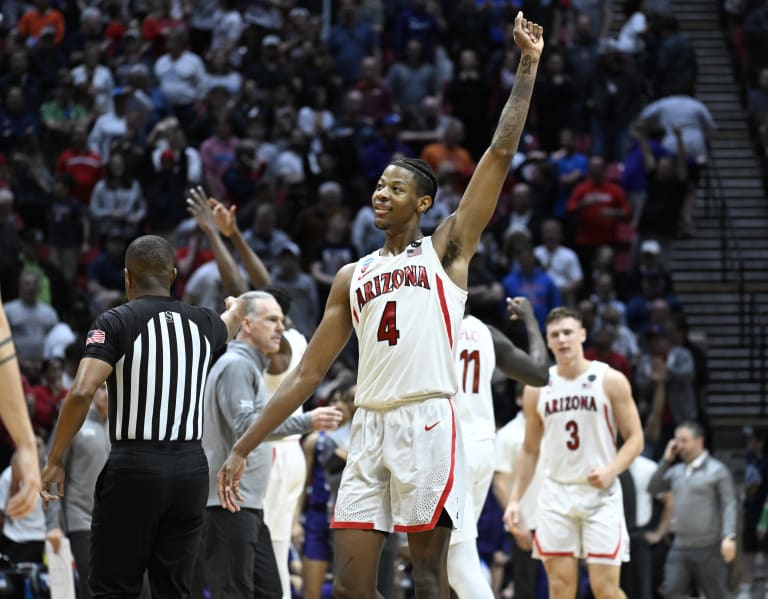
[377,301,401,346]
[565,419,580,451]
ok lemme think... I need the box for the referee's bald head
[125,235,176,289]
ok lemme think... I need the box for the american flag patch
[86,329,106,345]
[406,244,422,257]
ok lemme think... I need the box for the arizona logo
[355,265,430,310]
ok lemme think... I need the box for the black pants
[69,530,91,599]
[90,442,209,599]
[202,507,282,599]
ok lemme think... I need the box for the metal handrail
[703,144,767,412]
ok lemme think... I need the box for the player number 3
[565,419,580,451]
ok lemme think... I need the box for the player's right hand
[217,452,246,513]
[39,459,64,511]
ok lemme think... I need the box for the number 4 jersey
[350,236,467,410]
[537,361,618,484]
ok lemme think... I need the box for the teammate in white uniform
[217,14,544,599]
[263,326,308,599]
[448,304,549,599]
[505,307,644,599]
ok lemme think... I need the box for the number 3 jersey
[537,360,618,484]
[350,236,467,410]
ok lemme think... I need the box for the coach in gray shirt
[648,420,737,599]
[201,291,341,597]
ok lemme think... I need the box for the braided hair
[388,158,438,205]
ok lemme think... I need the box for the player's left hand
[721,536,737,563]
[586,465,616,490]
[506,297,535,322]
[217,452,246,513]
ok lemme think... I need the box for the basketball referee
[40,235,246,598]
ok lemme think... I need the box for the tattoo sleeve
[490,52,540,155]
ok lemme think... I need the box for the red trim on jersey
[533,532,576,557]
[435,275,453,348]
[393,399,456,533]
[352,307,359,323]
[587,526,623,559]
[329,518,376,530]
[603,405,617,447]
[272,446,276,463]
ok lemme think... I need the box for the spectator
[18,0,66,47]
[209,0,245,67]
[4,268,59,369]
[648,421,738,599]
[635,325,698,459]
[142,0,185,58]
[550,128,589,219]
[28,24,68,92]
[354,56,394,124]
[112,28,154,85]
[652,15,698,98]
[89,152,145,240]
[566,155,632,270]
[0,87,40,154]
[639,93,717,161]
[393,0,441,61]
[591,272,627,324]
[0,189,22,295]
[601,305,640,363]
[503,182,544,246]
[386,39,438,125]
[610,0,648,55]
[29,358,67,434]
[221,141,266,206]
[200,114,239,201]
[88,87,131,164]
[126,64,172,133]
[361,114,415,188]
[269,242,320,337]
[500,245,562,332]
[327,0,380,86]
[8,138,52,232]
[47,174,89,284]
[242,203,293,272]
[585,323,633,379]
[62,6,104,66]
[153,27,208,131]
[40,71,90,166]
[144,150,192,243]
[568,0,614,42]
[245,35,292,95]
[204,51,242,100]
[0,50,43,112]
[442,48,492,161]
[444,0,493,64]
[625,270,682,334]
[532,51,578,153]
[86,230,128,314]
[534,218,583,306]
[738,429,768,599]
[71,41,116,116]
[419,117,475,175]
[310,207,357,307]
[622,118,670,218]
[564,15,600,134]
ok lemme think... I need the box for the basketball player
[448,298,549,599]
[217,13,544,599]
[504,307,644,599]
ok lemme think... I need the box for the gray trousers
[661,543,733,599]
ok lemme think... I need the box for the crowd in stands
[0,0,751,597]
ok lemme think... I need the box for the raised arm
[207,198,271,289]
[433,12,543,285]
[489,297,549,387]
[186,186,248,297]
[217,264,355,511]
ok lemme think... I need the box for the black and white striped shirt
[83,296,228,442]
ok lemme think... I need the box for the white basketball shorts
[263,438,306,541]
[331,397,465,534]
[532,477,629,565]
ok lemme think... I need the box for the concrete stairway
[666,0,768,428]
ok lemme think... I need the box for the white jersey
[537,361,617,484]
[454,315,496,443]
[264,328,308,442]
[350,237,467,409]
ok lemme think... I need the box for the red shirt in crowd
[56,148,104,205]
[566,179,631,246]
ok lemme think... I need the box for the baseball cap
[641,239,661,255]
[40,26,56,38]
[160,149,175,161]
[262,34,281,47]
